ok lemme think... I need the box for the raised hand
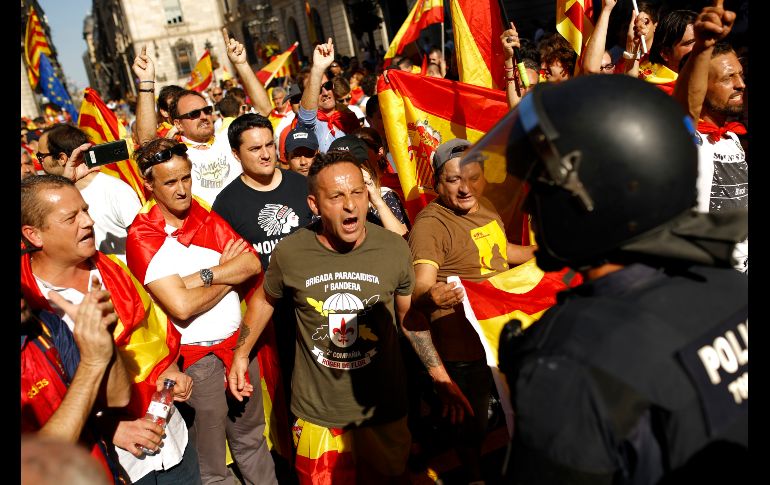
[60,142,100,182]
[222,27,247,65]
[501,22,520,61]
[694,0,736,48]
[132,45,155,82]
[312,37,335,71]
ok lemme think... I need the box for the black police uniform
[502,263,748,484]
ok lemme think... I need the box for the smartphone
[84,139,129,168]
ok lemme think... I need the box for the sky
[38,0,92,90]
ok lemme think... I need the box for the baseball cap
[286,84,302,104]
[285,125,319,156]
[432,138,471,174]
[328,135,369,164]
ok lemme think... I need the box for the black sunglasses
[320,81,333,92]
[143,144,188,169]
[176,105,214,120]
[36,151,54,162]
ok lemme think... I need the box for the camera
[84,139,129,168]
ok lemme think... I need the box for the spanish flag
[78,87,148,204]
[455,261,582,435]
[24,5,52,89]
[556,0,595,55]
[383,0,444,67]
[449,0,505,89]
[21,251,182,418]
[256,42,300,86]
[186,50,213,92]
[377,69,509,222]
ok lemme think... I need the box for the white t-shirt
[79,173,141,263]
[33,269,188,482]
[181,134,243,207]
[144,225,242,344]
[274,111,297,159]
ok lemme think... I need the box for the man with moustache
[674,0,747,272]
[226,151,472,483]
[132,28,272,207]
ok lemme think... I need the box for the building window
[163,0,184,25]
[173,39,194,77]
[310,8,324,42]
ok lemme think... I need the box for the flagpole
[496,0,529,88]
[441,19,445,67]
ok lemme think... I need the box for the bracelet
[138,80,155,84]
[622,50,640,60]
[503,65,515,71]
[504,76,516,82]
[138,88,154,93]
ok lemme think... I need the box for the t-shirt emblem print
[258,204,300,236]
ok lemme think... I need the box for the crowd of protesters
[21,1,747,483]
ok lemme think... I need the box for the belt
[187,331,235,347]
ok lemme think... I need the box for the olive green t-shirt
[264,221,415,428]
[408,197,509,361]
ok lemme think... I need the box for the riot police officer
[462,73,748,483]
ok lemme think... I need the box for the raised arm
[132,46,158,145]
[622,9,652,78]
[397,294,473,424]
[501,24,527,109]
[222,28,272,117]
[673,0,736,121]
[300,38,335,112]
[582,0,617,75]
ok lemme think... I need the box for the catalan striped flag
[383,0,444,67]
[377,69,509,222]
[186,50,213,92]
[449,0,505,89]
[556,0,595,55]
[256,42,300,86]
[24,5,52,89]
[455,260,583,434]
[78,87,148,204]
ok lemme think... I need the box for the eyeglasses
[600,63,616,71]
[176,105,214,120]
[36,151,53,163]
[211,91,223,97]
[143,144,188,168]
[320,80,333,92]
[339,96,351,104]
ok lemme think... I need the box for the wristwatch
[199,268,214,287]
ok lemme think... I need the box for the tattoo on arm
[236,323,250,349]
[405,330,441,368]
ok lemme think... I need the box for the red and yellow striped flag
[556,0,595,55]
[78,87,148,204]
[450,0,505,89]
[24,6,52,89]
[383,0,444,67]
[377,69,509,222]
[186,50,213,92]
[256,42,300,86]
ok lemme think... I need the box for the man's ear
[231,148,241,163]
[54,151,68,168]
[307,194,319,216]
[21,225,43,249]
[143,179,154,195]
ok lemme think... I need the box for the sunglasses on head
[339,96,351,103]
[176,105,214,120]
[145,144,188,168]
[320,81,333,92]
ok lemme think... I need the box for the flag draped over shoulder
[126,199,292,460]
[38,53,79,121]
[256,42,299,86]
[24,6,52,89]
[78,87,148,205]
[383,0,444,67]
[21,251,181,417]
[557,0,595,55]
[186,50,213,92]
[449,0,505,89]
[453,261,583,435]
[377,70,509,222]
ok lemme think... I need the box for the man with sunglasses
[127,138,278,484]
[133,28,272,207]
[297,38,360,152]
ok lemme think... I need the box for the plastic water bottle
[140,378,175,455]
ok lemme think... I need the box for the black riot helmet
[463,75,699,272]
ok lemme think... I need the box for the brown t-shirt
[408,197,509,361]
[264,221,415,428]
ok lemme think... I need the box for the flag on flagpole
[383,0,444,68]
[556,0,595,55]
[24,6,52,89]
[256,42,300,86]
[38,53,79,121]
[453,261,583,435]
[186,50,213,92]
[78,87,148,204]
[377,70,509,222]
[449,0,505,89]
